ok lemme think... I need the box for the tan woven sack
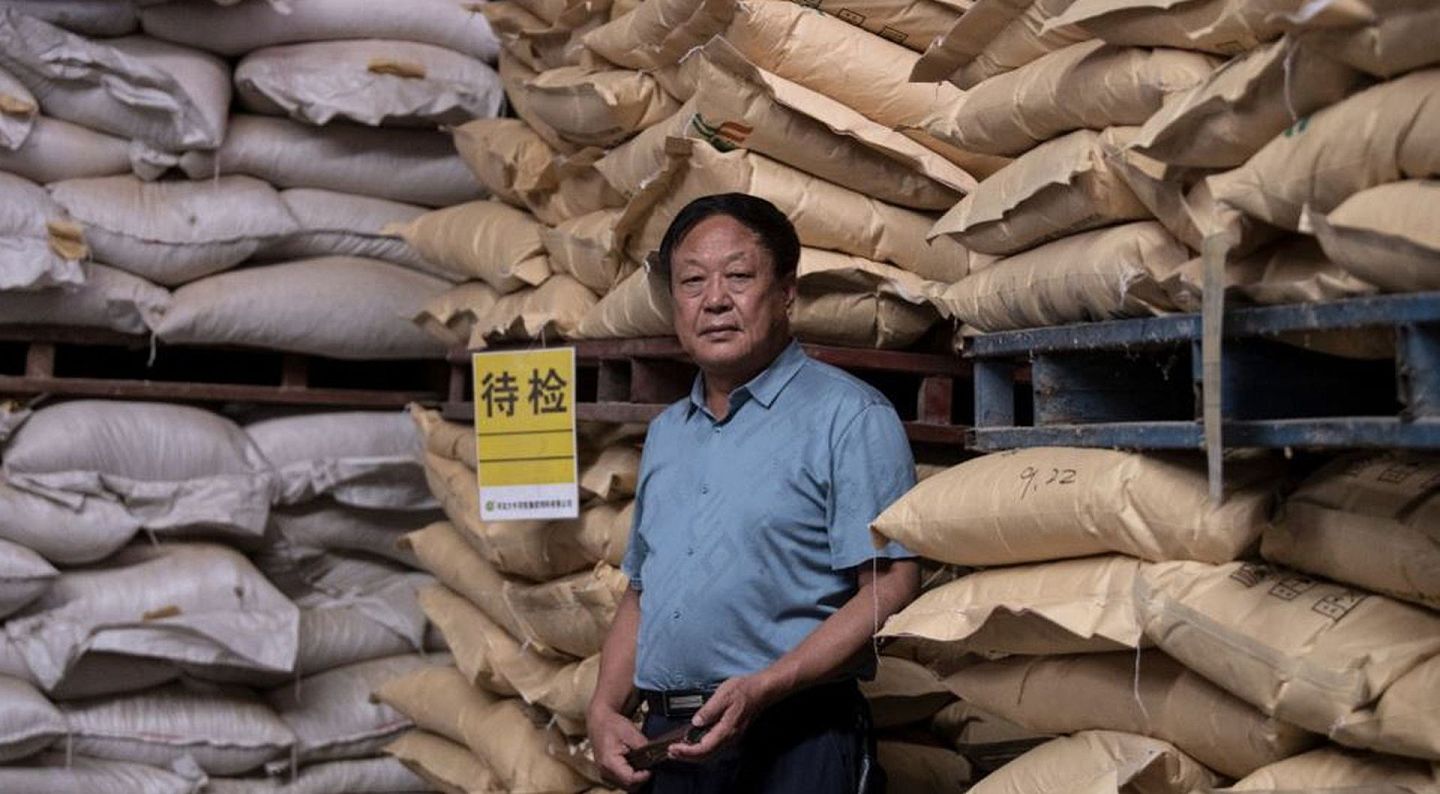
[937,221,1189,332]
[923,40,1216,157]
[932,128,1150,256]
[871,447,1276,566]
[946,652,1319,777]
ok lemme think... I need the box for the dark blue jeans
[638,681,881,794]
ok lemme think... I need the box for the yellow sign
[472,348,579,521]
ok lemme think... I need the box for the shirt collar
[687,339,807,417]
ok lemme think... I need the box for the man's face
[669,214,795,380]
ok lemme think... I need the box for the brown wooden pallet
[444,337,971,445]
[0,325,452,409]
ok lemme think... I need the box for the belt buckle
[664,693,705,716]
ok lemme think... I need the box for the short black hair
[656,193,800,281]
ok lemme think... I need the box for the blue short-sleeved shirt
[621,340,916,692]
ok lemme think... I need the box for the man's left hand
[667,672,785,762]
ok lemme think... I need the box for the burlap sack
[468,274,599,348]
[877,741,973,790]
[583,0,736,71]
[419,584,525,696]
[1043,0,1303,55]
[0,115,129,184]
[616,137,975,282]
[157,256,449,360]
[454,119,625,227]
[504,565,627,659]
[0,171,84,290]
[577,501,631,568]
[1332,653,1440,762]
[409,406,478,470]
[497,50,577,154]
[860,656,955,729]
[938,221,1189,332]
[912,0,1092,89]
[179,115,482,209]
[49,175,299,287]
[610,40,976,210]
[424,454,594,582]
[375,665,490,747]
[1133,39,1362,169]
[932,128,1151,256]
[924,40,1217,157]
[1137,560,1440,740]
[579,445,641,503]
[721,1,995,170]
[0,12,229,151]
[1263,453,1440,611]
[137,0,500,61]
[1208,68,1440,232]
[968,730,1218,794]
[483,1,575,74]
[871,448,1277,566]
[1230,745,1440,791]
[1161,237,1374,317]
[880,555,1147,662]
[413,281,503,349]
[1307,180,1440,293]
[516,66,679,148]
[0,64,34,150]
[541,209,631,294]
[572,264,671,340]
[386,730,505,794]
[947,652,1320,777]
[235,39,504,128]
[398,522,531,648]
[388,200,550,294]
[1277,0,1440,79]
[790,249,943,350]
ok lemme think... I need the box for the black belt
[640,679,859,719]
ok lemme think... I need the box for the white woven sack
[0,263,169,337]
[0,638,180,701]
[205,756,430,793]
[236,39,504,128]
[1,400,272,538]
[268,503,436,568]
[0,481,140,567]
[156,256,450,360]
[0,1,139,36]
[259,189,438,277]
[0,675,65,763]
[246,411,433,510]
[0,171,84,290]
[0,12,229,151]
[267,654,446,764]
[0,62,36,149]
[3,543,299,692]
[0,537,56,620]
[0,753,202,794]
[139,0,499,60]
[179,115,482,208]
[0,116,131,183]
[49,175,299,287]
[60,682,296,775]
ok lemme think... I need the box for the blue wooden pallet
[966,292,1440,451]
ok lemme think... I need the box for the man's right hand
[588,706,653,791]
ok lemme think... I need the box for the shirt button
[672,610,681,620]
[700,484,709,494]
[686,547,695,557]
[713,427,720,434]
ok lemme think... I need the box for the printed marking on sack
[1230,563,1271,588]
[1268,575,1317,601]
[878,26,907,44]
[1376,462,1422,484]
[837,8,867,25]
[1313,590,1367,622]
[691,113,752,151]
[1017,466,1077,499]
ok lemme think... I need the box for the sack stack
[871,446,1440,790]
[0,400,451,790]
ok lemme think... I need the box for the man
[586,193,920,793]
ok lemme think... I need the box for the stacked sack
[911,0,1440,336]
[381,406,640,793]
[0,399,453,791]
[406,0,1010,355]
[871,445,1440,791]
[0,0,509,362]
